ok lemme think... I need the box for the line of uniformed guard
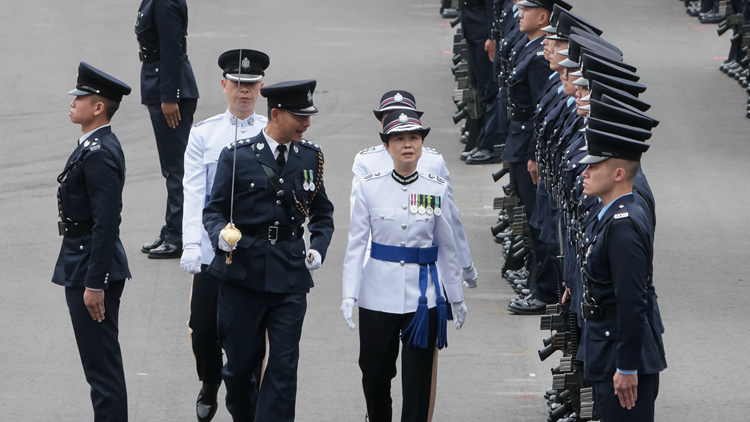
[451,0,668,420]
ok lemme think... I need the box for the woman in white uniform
[342,110,467,422]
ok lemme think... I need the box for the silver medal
[418,205,425,215]
[410,204,418,214]
[309,182,315,191]
[426,206,433,216]
[303,181,310,191]
[434,207,442,216]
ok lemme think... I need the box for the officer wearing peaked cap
[136,0,200,259]
[180,49,269,422]
[343,110,466,422]
[203,79,334,422]
[352,91,479,288]
[576,127,666,422]
[54,62,131,422]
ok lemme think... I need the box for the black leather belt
[235,224,303,243]
[508,107,534,121]
[58,221,93,238]
[581,303,617,321]
[139,47,160,63]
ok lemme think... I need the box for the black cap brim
[373,107,425,122]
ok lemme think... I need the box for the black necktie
[276,144,287,173]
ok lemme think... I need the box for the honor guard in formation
[685,0,750,117]
[343,110,467,422]
[136,0,200,258]
[202,80,334,422]
[351,90,478,289]
[460,0,668,419]
[53,62,132,422]
[180,49,270,422]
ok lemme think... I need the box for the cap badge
[394,93,403,102]
[241,57,251,70]
[399,113,408,123]
[307,90,312,102]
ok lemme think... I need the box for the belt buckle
[268,226,279,245]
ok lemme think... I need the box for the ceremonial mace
[219,50,244,264]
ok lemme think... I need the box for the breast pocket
[414,213,435,226]
[370,207,395,223]
[234,174,268,209]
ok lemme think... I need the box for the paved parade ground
[1,0,748,420]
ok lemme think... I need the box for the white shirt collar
[79,124,110,144]
[262,130,289,160]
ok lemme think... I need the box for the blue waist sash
[370,241,450,349]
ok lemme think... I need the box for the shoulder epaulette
[300,139,322,151]
[359,145,383,155]
[363,170,389,181]
[194,113,223,128]
[226,138,256,150]
[422,146,441,155]
[421,172,446,184]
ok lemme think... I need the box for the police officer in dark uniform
[203,80,335,422]
[135,0,200,258]
[577,128,666,422]
[502,0,563,314]
[53,62,132,422]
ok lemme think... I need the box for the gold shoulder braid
[292,150,324,219]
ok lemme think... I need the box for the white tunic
[182,110,268,264]
[343,170,463,314]
[350,145,473,268]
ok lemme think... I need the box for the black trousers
[466,37,501,152]
[218,281,307,422]
[146,98,197,245]
[592,373,659,422]
[529,237,562,304]
[65,280,127,422]
[358,307,438,422]
[189,265,223,385]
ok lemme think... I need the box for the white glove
[461,264,478,289]
[341,298,356,330]
[218,236,236,252]
[305,249,322,270]
[180,243,202,275]
[452,301,467,330]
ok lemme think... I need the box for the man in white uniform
[350,90,478,287]
[180,49,269,422]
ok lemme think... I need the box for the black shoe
[148,242,182,259]
[699,12,724,24]
[460,147,480,161]
[141,237,163,253]
[441,7,458,19]
[196,383,221,422]
[508,297,549,315]
[466,149,503,164]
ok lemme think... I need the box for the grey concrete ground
[0,0,747,420]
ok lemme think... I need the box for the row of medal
[302,170,316,191]
[409,194,442,216]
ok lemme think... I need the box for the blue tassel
[436,296,448,350]
[402,296,429,348]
